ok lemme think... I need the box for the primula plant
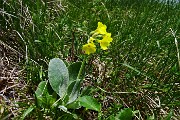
[21,22,134,120]
[21,22,113,119]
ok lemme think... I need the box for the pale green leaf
[68,62,82,83]
[48,58,69,98]
[78,96,101,112]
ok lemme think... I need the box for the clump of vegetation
[0,0,179,119]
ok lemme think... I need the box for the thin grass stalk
[170,28,180,70]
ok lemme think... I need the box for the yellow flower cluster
[82,22,113,55]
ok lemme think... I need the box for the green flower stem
[77,55,88,79]
[52,97,61,107]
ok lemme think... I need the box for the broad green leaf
[67,79,81,104]
[35,81,48,97]
[115,108,132,120]
[66,101,81,109]
[48,58,69,98]
[46,94,57,107]
[78,96,101,112]
[81,86,92,96]
[21,106,35,120]
[68,62,82,83]
[35,81,49,108]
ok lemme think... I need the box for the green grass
[0,0,180,119]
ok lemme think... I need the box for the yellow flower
[94,22,107,35]
[82,42,96,55]
[105,32,112,38]
[82,22,112,54]
[98,33,113,50]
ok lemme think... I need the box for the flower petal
[98,40,110,50]
[98,34,113,50]
[102,34,113,42]
[94,22,107,35]
[82,43,96,55]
